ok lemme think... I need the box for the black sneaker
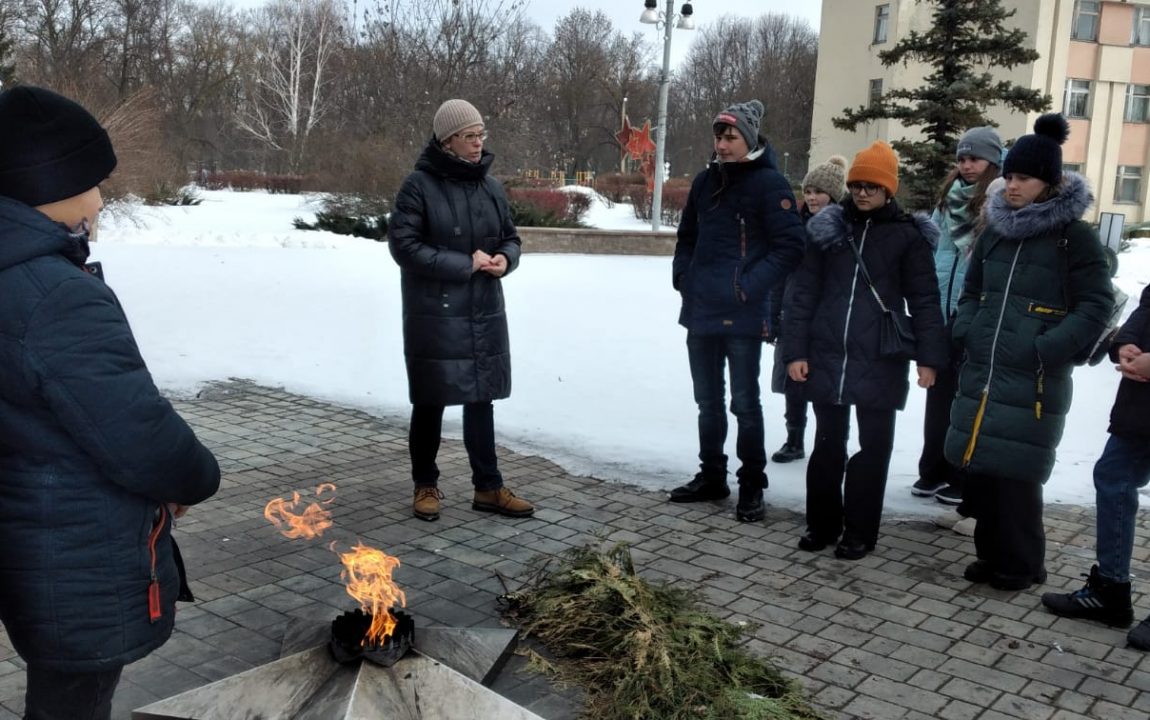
[771,442,805,463]
[1041,565,1133,628]
[964,560,994,584]
[1128,615,1150,650]
[935,485,963,506]
[911,477,947,497]
[989,569,1048,592]
[833,537,874,561]
[797,533,834,552]
[668,473,730,503]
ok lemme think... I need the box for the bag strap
[845,235,891,314]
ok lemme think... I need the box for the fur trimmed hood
[985,172,1093,240]
[806,201,939,252]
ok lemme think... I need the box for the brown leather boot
[413,486,444,521]
[472,487,534,517]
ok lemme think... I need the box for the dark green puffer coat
[944,173,1114,483]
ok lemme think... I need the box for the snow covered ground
[95,189,1148,520]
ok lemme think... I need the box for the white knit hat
[433,99,483,142]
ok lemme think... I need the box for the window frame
[1072,0,1100,42]
[868,78,884,108]
[1134,7,1150,46]
[873,4,890,44]
[1064,78,1092,119]
[1126,84,1150,123]
[1115,165,1143,204]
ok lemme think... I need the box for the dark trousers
[965,471,1046,580]
[410,402,502,491]
[784,387,808,431]
[918,354,963,493]
[686,333,766,486]
[24,665,122,720]
[805,403,897,545]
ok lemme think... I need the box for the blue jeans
[686,333,766,484]
[1095,434,1150,583]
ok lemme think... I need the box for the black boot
[669,472,729,503]
[1041,565,1133,628]
[771,426,805,463]
[1128,615,1150,650]
[736,480,765,523]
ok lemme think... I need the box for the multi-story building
[810,0,1150,223]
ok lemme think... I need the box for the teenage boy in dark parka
[0,86,220,719]
[669,99,805,523]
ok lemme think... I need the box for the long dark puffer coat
[782,198,948,410]
[389,140,521,406]
[1109,283,1150,439]
[673,142,805,336]
[0,197,220,672]
[945,173,1113,483]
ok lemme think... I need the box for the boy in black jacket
[1042,283,1150,648]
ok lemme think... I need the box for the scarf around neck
[942,179,977,255]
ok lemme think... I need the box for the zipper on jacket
[961,240,1025,466]
[733,214,747,302]
[837,219,869,403]
[147,504,168,623]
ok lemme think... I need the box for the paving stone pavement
[2,380,1150,720]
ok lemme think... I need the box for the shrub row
[197,170,305,194]
[507,188,592,228]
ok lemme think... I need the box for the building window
[869,79,883,108]
[1072,0,1100,42]
[873,4,890,44]
[1064,79,1091,118]
[1115,166,1143,204]
[1064,163,1083,174]
[1127,84,1150,123]
[1134,7,1150,46]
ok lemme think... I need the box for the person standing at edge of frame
[0,85,221,720]
[669,98,806,523]
[767,155,849,465]
[945,114,1113,592]
[388,98,534,523]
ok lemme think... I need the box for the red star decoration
[627,120,657,160]
[615,116,634,160]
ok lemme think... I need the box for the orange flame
[263,483,336,539]
[338,541,406,645]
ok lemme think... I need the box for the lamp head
[640,0,659,24]
[677,3,695,29]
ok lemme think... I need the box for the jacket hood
[807,200,939,252]
[0,195,81,272]
[985,172,1092,240]
[415,137,494,182]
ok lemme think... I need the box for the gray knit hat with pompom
[801,155,848,200]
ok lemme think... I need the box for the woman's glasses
[847,182,883,196]
[456,131,488,143]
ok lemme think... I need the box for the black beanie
[0,86,117,207]
[1002,113,1069,187]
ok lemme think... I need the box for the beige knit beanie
[801,155,848,200]
[433,99,484,142]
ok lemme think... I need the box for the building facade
[810,0,1150,223]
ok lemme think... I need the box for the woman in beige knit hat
[768,155,848,464]
[388,98,533,522]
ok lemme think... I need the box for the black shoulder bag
[845,236,917,361]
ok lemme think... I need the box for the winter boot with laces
[735,474,766,523]
[1041,565,1133,628]
[413,486,445,522]
[771,426,805,463]
[669,472,730,503]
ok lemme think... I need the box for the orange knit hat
[847,141,899,196]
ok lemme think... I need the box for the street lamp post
[620,96,628,174]
[640,0,694,232]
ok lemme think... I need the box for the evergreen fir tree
[833,0,1050,210]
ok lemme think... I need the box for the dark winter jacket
[782,198,948,411]
[0,196,220,673]
[945,173,1114,483]
[1107,283,1150,439]
[389,140,521,406]
[673,143,805,336]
